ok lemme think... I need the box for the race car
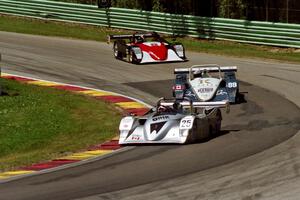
[118,98,229,144]
[173,64,240,103]
[107,32,186,64]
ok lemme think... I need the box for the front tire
[127,49,140,64]
[184,130,196,144]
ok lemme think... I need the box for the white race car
[119,98,229,144]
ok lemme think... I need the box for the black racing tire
[235,89,240,103]
[185,130,196,144]
[127,49,140,64]
[214,109,222,136]
[113,42,122,59]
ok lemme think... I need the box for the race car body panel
[136,42,168,60]
[119,98,228,145]
[189,77,222,102]
[140,49,184,63]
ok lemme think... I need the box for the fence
[0,0,299,48]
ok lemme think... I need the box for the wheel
[184,130,196,144]
[127,49,133,63]
[127,49,139,64]
[234,89,240,103]
[113,42,122,59]
[214,109,222,136]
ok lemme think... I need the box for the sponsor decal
[185,90,196,97]
[198,88,213,93]
[216,89,227,95]
[200,79,210,84]
[153,115,169,121]
[174,84,184,90]
[131,135,140,140]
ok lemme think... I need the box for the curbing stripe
[27,80,61,86]
[60,150,113,160]
[0,72,151,181]
[125,108,150,116]
[95,95,135,103]
[51,85,89,91]
[1,75,34,82]
[21,160,80,171]
[78,90,115,97]
[0,170,35,179]
[116,102,147,109]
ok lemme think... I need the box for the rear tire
[214,109,222,136]
[113,42,122,59]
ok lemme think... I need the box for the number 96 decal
[180,116,194,129]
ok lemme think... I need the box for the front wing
[119,125,190,144]
[140,49,185,64]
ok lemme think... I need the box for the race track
[0,31,299,200]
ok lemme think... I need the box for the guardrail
[0,0,299,48]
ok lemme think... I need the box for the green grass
[0,78,122,171]
[0,14,299,63]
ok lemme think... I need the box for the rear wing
[160,100,230,113]
[174,64,237,74]
[107,32,159,43]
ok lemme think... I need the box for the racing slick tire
[214,109,222,136]
[127,49,141,64]
[235,89,245,104]
[113,42,122,59]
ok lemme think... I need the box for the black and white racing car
[119,98,229,144]
[173,64,241,103]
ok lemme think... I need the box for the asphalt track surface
[0,31,300,200]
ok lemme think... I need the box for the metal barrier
[0,0,299,48]
[0,53,2,95]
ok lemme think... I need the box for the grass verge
[0,14,299,63]
[0,78,122,171]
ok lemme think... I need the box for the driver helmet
[201,69,209,78]
[173,102,183,112]
[136,36,144,43]
[158,105,167,113]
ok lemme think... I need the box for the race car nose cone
[140,42,168,60]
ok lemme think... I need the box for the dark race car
[173,64,241,104]
[107,32,186,64]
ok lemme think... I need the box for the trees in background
[54,0,300,23]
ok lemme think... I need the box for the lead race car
[173,64,240,103]
[119,98,229,144]
[107,32,186,64]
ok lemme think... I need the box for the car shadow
[120,129,240,147]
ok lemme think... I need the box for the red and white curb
[0,73,151,181]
